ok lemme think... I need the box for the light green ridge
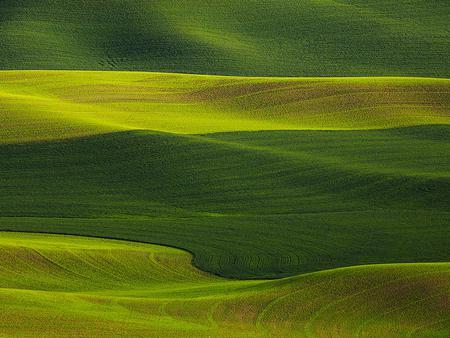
[1,71,449,143]
[1,125,449,278]
[0,232,448,337]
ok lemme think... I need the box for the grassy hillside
[1,121,449,277]
[0,1,449,76]
[1,71,449,278]
[0,232,448,337]
[1,0,448,334]
[1,71,449,143]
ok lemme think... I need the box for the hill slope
[1,125,449,278]
[1,71,449,144]
[0,232,449,337]
[0,1,449,76]
[1,70,449,278]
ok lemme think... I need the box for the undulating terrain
[0,0,449,337]
[0,71,449,337]
[0,1,449,76]
[0,232,449,337]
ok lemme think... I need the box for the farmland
[1,71,449,280]
[0,232,448,337]
[0,1,449,77]
[0,71,449,337]
[1,71,449,143]
[0,0,449,336]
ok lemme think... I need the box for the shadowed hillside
[1,70,449,278]
[0,0,449,335]
[0,1,449,76]
[1,124,449,278]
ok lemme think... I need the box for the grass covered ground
[0,232,448,337]
[0,1,448,335]
[0,70,449,335]
[0,70,449,279]
[1,71,449,143]
[0,1,449,76]
[1,127,449,278]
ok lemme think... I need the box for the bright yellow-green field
[1,71,449,143]
[0,232,448,338]
[1,70,450,336]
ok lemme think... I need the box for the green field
[1,71,449,280]
[0,1,449,76]
[0,232,448,337]
[0,0,449,334]
[0,70,449,336]
[1,71,449,143]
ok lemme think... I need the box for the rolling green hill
[2,126,449,278]
[1,71,449,143]
[0,232,448,337]
[1,70,449,278]
[1,0,449,335]
[0,1,449,76]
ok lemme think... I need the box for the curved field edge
[1,70,449,143]
[0,232,448,338]
[1,125,449,278]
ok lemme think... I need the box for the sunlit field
[1,71,448,143]
[1,0,449,336]
[0,232,448,337]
